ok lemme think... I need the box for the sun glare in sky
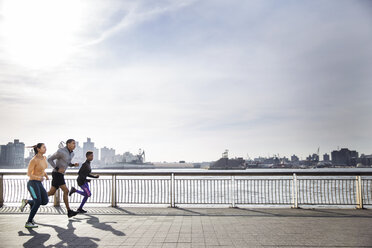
[0,0,85,69]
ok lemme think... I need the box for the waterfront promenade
[0,206,371,247]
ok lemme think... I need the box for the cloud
[81,0,197,47]
[0,0,371,161]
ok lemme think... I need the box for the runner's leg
[78,183,91,210]
[59,184,70,210]
[40,182,49,206]
[27,181,42,223]
[47,186,57,197]
[75,188,85,196]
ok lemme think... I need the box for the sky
[0,0,371,162]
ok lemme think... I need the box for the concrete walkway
[0,206,371,247]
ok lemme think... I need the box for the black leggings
[27,180,48,223]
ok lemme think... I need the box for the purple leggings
[75,183,91,209]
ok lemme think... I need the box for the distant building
[312,154,319,162]
[331,148,359,166]
[72,141,84,164]
[291,155,299,162]
[323,153,330,162]
[359,154,372,166]
[114,154,123,163]
[100,146,115,165]
[306,154,319,162]
[25,150,34,165]
[209,157,246,170]
[281,156,290,164]
[254,157,266,163]
[83,138,99,162]
[0,139,25,167]
[253,156,280,165]
[122,151,138,163]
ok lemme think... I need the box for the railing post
[231,175,236,208]
[111,174,117,207]
[54,188,60,207]
[292,173,299,208]
[173,173,176,207]
[356,176,364,209]
[0,174,3,208]
[170,173,175,207]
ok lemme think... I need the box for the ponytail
[26,143,44,155]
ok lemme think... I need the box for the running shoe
[19,199,27,212]
[69,187,77,196]
[67,209,78,218]
[77,208,87,214]
[25,222,38,228]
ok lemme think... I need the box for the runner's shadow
[78,214,125,236]
[38,219,100,247]
[18,228,51,248]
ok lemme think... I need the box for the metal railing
[0,169,371,208]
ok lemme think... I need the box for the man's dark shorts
[51,171,66,189]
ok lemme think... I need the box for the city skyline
[0,137,368,164]
[1,0,371,162]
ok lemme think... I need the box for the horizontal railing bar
[1,169,372,176]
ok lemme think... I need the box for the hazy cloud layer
[0,0,371,161]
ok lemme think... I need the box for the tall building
[72,141,84,164]
[25,149,35,165]
[83,138,99,162]
[331,148,359,166]
[0,139,25,167]
[100,146,115,165]
[323,153,330,162]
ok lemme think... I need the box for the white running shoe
[25,222,38,228]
